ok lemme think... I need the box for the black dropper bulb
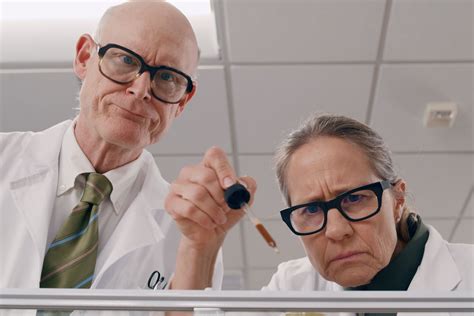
[224,183,250,209]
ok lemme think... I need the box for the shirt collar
[103,154,145,215]
[57,120,146,215]
[57,120,95,196]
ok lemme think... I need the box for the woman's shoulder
[276,256,314,273]
[262,257,339,291]
[446,241,474,253]
[427,224,474,260]
[445,241,474,273]
[262,257,313,291]
[425,225,474,289]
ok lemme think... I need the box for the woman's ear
[73,34,95,80]
[392,180,407,220]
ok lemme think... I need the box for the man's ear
[175,82,197,118]
[73,34,95,80]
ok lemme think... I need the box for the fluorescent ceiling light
[1,0,211,20]
[0,0,219,66]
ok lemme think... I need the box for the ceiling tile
[247,268,277,290]
[232,65,373,153]
[393,153,473,218]
[372,64,473,151]
[384,0,474,61]
[423,218,456,241]
[451,218,474,244]
[223,0,385,62]
[148,66,231,155]
[239,155,286,220]
[462,190,474,218]
[0,71,78,132]
[243,219,306,268]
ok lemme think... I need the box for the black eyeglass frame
[97,43,194,104]
[280,180,392,236]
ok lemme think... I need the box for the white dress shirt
[48,122,146,267]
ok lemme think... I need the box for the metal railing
[1,289,473,313]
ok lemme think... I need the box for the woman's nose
[324,208,353,241]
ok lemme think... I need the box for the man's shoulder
[0,129,34,155]
[0,121,72,149]
[0,120,72,168]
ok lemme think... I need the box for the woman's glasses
[280,180,392,236]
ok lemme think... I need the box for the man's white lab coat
[0,120,223,290]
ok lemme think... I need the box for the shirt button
[60,184,66,190]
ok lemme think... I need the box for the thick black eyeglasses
[280,180,392,236]
[97,43,194,104]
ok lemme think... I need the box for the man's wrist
[180,234,224,253]
[170,238,221,289]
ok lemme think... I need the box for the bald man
[0,2,254,290]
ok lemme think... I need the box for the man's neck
[74,120,142,173]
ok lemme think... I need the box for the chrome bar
[1,289,473,312]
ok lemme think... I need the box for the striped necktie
[40,173,113,288]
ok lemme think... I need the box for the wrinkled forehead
[286,137,377,201]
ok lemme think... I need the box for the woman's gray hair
[274,113,413,241]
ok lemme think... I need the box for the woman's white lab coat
[262,225,474,315]
[0,120,223,290]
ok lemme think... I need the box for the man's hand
[164,146,256,289]
[165,146,256,249]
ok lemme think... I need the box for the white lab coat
[0,120,223,290]
[262,225,474,316]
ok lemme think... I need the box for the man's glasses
[97,43,194,104]
[280,180,392,236]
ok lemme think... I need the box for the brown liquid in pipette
[255,223,277,248]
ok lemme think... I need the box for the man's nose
[126,72,152,101]
[324,208,353,241]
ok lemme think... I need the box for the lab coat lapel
[397,226,460,316]
[93,193,165,286]
[8,121,69,274]
[93,160,168,286]
[9,167,58,263]
[408,226,461,291]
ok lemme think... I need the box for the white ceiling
[0,0,473,290]
[223,0,385,62]
[231,64,373,152]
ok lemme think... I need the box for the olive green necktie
[40,173,113,288]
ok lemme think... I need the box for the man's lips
[112,104,148,121]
